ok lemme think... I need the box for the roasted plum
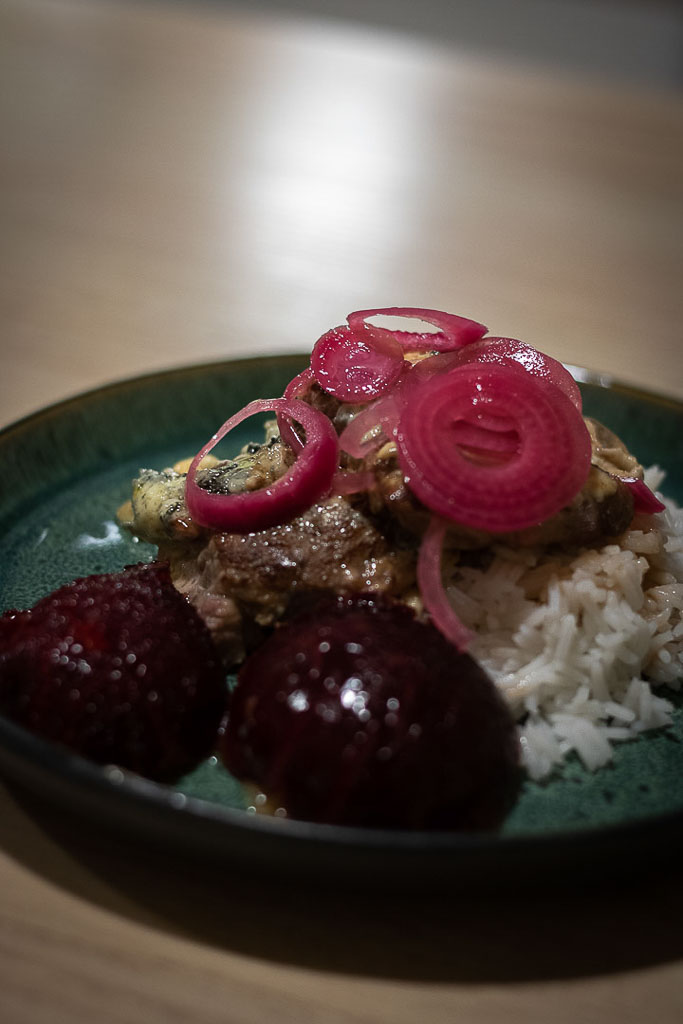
[0,563,227,780]
[222,594,521,829]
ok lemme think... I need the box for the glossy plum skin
[222,595,521,830]
[0,563,227,780]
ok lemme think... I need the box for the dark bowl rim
[0,354,681,864]
[2,354,682,450]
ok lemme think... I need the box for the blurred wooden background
[1,0,681,431]
[0,2,682,1022]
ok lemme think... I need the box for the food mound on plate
[120,306,681,794]
[2,308,681,829]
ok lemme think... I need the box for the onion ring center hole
[200,412,294,470]
[447,416,520,467]
[361,314,442,339]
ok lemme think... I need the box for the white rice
[447,467,683,780]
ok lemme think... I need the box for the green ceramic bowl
[0,356,681,887]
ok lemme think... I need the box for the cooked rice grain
[448,467,683,779]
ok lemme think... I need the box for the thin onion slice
[185,398,339,533]
[331,469,376,495]
[347,307,487,353]
[338,387,405,459]
[417,517,473,652]
[396,363,592,533]
[311,324,405,403]
[448,337,583,411]
[623,478,666,515]
[408,350,461,385]
[278,367,315,452]
[449,420,519,458]
[394,369,521,459]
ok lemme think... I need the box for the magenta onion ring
[337,405,386,460]
[396,363,592,533]
[277,367,315,452]
[417,517,473,651]
[448,420,519,458]
[185,398,339,533]
[408,350,461,386]
[311,324,405,403]
[338,387,405,459]
[331,469,377,495]
[448,337,583,411]
[347,307,487,353]
[623,478,666,515]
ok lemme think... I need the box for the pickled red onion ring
[408,350,461,385]
[278,367,315,452]
[396,363,592,533]
[284,367,315,397]
[338,388,404,459]
[417,517,473,652]
[185,399,339,532]
[449,420,519,458]
[311,324,405,403]
[449,337,583,411]
[331,469,376,495]
[623,478,666,515]
[347,307,487,352]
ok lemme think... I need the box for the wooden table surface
[1,1,682,1022]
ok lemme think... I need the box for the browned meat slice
[366,416,640,550]
[121,390,643,664]
[159,496,416,666]
[584,417,643,480]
